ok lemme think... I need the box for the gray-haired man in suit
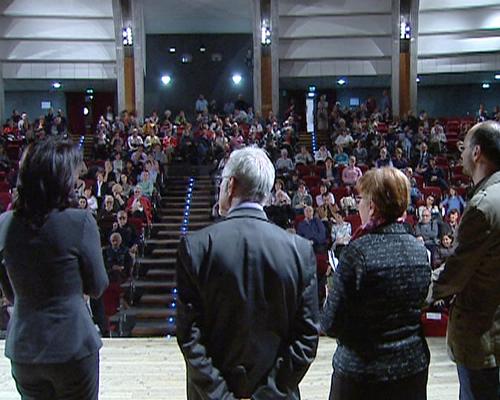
[176,147,320,400]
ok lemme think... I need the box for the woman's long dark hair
[14,137,82,227]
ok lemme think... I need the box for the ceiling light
[337,78,346,86]
[161,75,171,85]
[482,82,491,89]
[169,47,176,53]
[52,82,62,89]
[86,88,94,94]
[83,107,89,116]
[495,73,500,80]
[416,77,421,83]
[232,74,242,85]
[199,45,206,53]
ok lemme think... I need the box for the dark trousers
[457,365,499,400]
[329,368,428,400]
[11,352,99,400]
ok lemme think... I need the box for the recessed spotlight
[199,45,206,53]
[482,82,491,89]
[232,74,242,85]
[337,78,346,86]
[169,47,176,53]
[416,76,421,83]
[495,73,500,80]
[161,75,172,85]
[52,82,62,89]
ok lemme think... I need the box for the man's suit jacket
[176,206,320,400]
[0,209,108,364]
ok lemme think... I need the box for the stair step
[145,238,180,245]
[137,257,176,265]
[123,280,176,289]
[131,321,175,337]
[140,293,176,305]
[151,249,177,257]
[158,214,210,222]
[125,307,176,319]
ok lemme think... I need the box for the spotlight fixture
[122,26,133,46]
[86,88,94,94]
[337,78,347,86]
[83,107,89,116]
[52,82,62,89]
[308,85,316,92]
[416,76,421,83]
[482,82,491,89]
[161,75,172,85]
[232,74,242,85]
[169,47,176,53]
[307,92,315,98]
[199,45,206,53]
[495,73,500,80]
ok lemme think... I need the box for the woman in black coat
[0,138,108,400]
[321,167,431,400]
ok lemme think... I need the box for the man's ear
[472,144,481,162]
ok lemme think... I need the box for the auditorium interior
[0,0,499,398]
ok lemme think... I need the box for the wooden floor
[0,337,458,399]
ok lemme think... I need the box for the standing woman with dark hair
[0,138,108,400]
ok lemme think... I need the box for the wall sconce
[261,19,271,46]
[122,26,133,46]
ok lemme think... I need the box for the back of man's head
[223,147,275,204]
[470,121,500,170]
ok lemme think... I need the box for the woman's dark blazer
[321,222,431,381]
[0,209,108,364]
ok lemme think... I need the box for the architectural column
[391,0,401,119]
[132,0,145,122]
[397,0,419,117]
[251,0,262,116]
[0,63,5,125]
[253,0,279,118]
[260,0,272,118]
[270,0,279,115]
[112,0,135,114]
[409,0,419,115]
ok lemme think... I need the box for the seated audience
[291,182,313,214]
[297,206,327,254]
[341,156,363,187]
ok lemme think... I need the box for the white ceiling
[143,0,252,34]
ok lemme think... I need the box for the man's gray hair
[222,147,275,204]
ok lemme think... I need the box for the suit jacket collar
[226,207,269,222]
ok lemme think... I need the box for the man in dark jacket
[176,147,320,400]
[430,121,500,400]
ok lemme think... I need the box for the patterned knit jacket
[321,222,431,381]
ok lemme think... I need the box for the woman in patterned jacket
[321,167,431,400]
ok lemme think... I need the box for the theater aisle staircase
[124,173,214,337]
[297,129,330,154]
